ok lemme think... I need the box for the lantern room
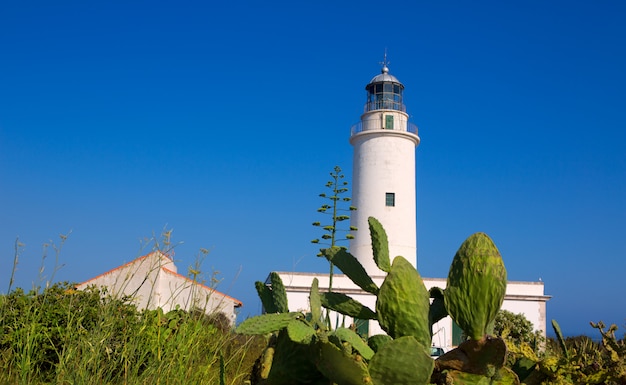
[364,64,406,112]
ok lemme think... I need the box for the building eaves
[161,267,243,307]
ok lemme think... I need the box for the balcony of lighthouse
[365,99,406,112]
[350,118,418,137]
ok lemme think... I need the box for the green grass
[0,235,265,385]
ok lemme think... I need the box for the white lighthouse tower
[349,59,420,275]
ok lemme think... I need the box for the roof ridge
[76,250,172,286]
[160,266,243,307]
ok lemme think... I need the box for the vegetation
[311,165,357,292]
[0,235,265,385]
[2,182,625,384]
[505,320,626,384]
[495,310,545,353]
[240,218,626,385]
[0,282,266,384]
[238,218,518,384]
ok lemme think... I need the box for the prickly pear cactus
[309,278,323,329]
[320,291,377,320]
[376,256,431,347]
[287,319,316,344]
[444,232,507,340]
[333,327,375,360]
[242,218,519,385]
[369,336,434,385]
[324,246,379,294]
[368,217,391,273]
[269,272,289,313]
[255,281,278,314]
[236,312,303,335]
[255,272,289,314]
[368,334,392,353]
[264,329,325,385]
[313,339,371,385]
[429,286,448,328]
[257,344,275,380]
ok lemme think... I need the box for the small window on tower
[385,115,394,129]
[385,192,395,207]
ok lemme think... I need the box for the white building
[76,251,242,324]
[271,272,549,348]
[271,60,550,348]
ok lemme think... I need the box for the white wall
[76,252,241,324]
[349,111,420,275]
[274,271,549,349]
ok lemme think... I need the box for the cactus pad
[368,334,392,353]
[325,246,379,295]
[287,319,316,344]
[368,217,391,273]
[255,281,278,314]
[258,345,275,380]
[333,327,375,360]
[429,286,448,329]
[444,233,507,340]
[236,312,303,335]
[270,272,289,313]
[266,329,324,385]
[320,292,377,320]
[309,278,323,329]
[369,336,434,385]
[314,340,371,385]
[376,256,431,346]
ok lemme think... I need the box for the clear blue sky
[1,1,624,337]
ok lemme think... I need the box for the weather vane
[379,48,390,72]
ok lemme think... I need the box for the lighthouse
[349,59,420,275]
[271,60,549,343]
